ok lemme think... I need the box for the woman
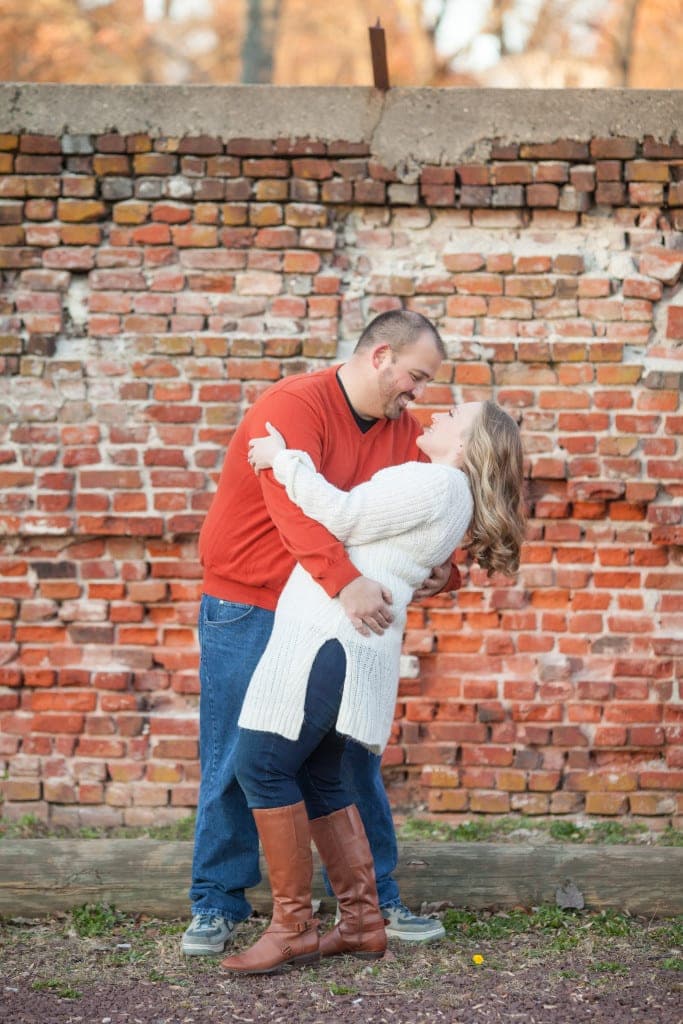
[222,400,525,976]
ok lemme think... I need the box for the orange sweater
[200,366,459,610]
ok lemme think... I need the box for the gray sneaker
[181,913,236,955]
[381,904,446,943]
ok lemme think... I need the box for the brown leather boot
[221,802,319,975]
[310,804,387,960]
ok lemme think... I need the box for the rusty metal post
[368,18,390,91]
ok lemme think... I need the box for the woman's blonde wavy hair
[460,401,526,577]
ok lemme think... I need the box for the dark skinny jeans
[235,639,351,817]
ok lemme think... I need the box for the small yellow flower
[472,954,484,965]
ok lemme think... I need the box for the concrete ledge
[2,85,682,166]
[0,839,681,918]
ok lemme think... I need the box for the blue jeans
[236,640,351,815]
[190,594,401,921]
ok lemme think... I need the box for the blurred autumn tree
[0,0,244,83]
[0,0,680,86]
[272,0,435,85]
[0,0,154,83]
[426,0,683,87]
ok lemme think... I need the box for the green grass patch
[31,978,81,999]
[650,916,683,947]
[401,816,526,843]
[153,920,186,936]
[329,982,357,995]
[147,968,173,983]
[400,815,671,845]
[444,905,638,946]
[662,957,683,971]
[71,902,121,938]
[0,812,197,842]
[659,826,683,847]
[135,816,196,841]
[107,947,151,966]
[591,960,628,975]
[3,811,681,847]
[588,821,649,844]
[587,910,634,937]
[443,908,535,940]
[548,820,587,842]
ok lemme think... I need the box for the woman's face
[416,402,483,466]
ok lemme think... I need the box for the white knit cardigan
[238,452,473,753]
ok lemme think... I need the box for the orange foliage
[630,0,683,88]
[0,0,680,87]
[273,0,436,86]
[0,0,154,83]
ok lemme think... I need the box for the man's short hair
[354,310,446,358]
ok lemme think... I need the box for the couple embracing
[185,310,525,974]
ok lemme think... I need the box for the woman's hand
[248,422,286,472]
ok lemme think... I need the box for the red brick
[469,791,510,813]
[629,182,664,204]
[488,297,532,319]
[590,137,636,159]
[33,712,84,733]
[292,159,333,180]
[667,306,683,340]
[526,184,559,207]
[626,160,670,182]
[43,780,77,803]
[31,691,96,712]
[639,771,683,790]
[629,793,676,815]
[149,715,198,737]
[421,166,455,185]
[151,738,197,759]
[2,779,41,801]
[453,273,503,295]
[596,182,627,204]
[584,792,628,814]
[426,789,468,812]
[172,225,218,247]
[354,180,385,203]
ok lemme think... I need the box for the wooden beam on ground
[0,840,681,918]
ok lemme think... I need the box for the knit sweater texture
[199,366,447,610]
[239,452,473,753]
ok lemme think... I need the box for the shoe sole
[182,941,230,956]
[320,948,386,960]
[385,927,446,943]
[222,952,320,975]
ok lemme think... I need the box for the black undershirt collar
[336,370,378,434]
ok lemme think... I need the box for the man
[183,310,460,955]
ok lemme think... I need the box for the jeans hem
[379,898,404,911]
[190,902,251,924]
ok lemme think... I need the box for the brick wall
[1,89,682,829]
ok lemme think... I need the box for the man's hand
[339,576,394,637]
[412,558,452,601]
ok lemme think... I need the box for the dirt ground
[1,906,681,1024]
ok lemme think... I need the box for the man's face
[376,333,443,420]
